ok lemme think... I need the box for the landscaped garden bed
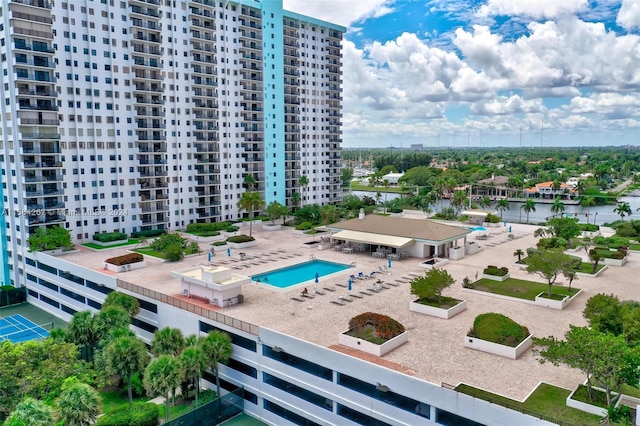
[226,235,257,249]
[83,239,141,250]
[465,313,532,359]
[92,232,128,246]
[566,385,608,417]
[482,265,510,282]
[339,312,407,356]
[409,269,466,319]
[104,253,146,272]
[463,277,580,309]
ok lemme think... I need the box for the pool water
[252,259,350,288]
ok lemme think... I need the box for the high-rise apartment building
[0,0,344,285]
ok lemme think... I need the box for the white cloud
[477,0,588,19]
[470,95,544,115]
[617,0,640,30]
[282,0,395,28]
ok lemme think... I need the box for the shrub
[149,233,187,252]
[296,221,314,230]
[348,312,405,341]
[226,235,255,243]
[468,313,529,347]
[225,225,239,232]
[211,241,228,247]
[389,207,403,214]
[131,229,166,238]
[485,213,500,223]
[462,277,474,289]
[609,250,626,260]
[483,266,509,276]
[93,232,127,243]
[578,223,600,232]
[96,402,159,426]
[164,244,184,262]
[185,222,231,233]
[105,253,144,266]
[537,237,568,249]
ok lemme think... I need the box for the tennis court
[0,314,51,343]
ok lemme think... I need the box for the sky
[283,0,640,148]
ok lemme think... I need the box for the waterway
[349,190,640,225]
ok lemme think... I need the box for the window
[264,372,331,410]
[200,322,256,352]
[263,346,332,381]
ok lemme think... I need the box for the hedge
[296,221,313,230]
[185,222,231,233]
[578,223,600,232]
[95,402,159,426]
[468,313,529,347]
[212,241,228,247]
[131,229,166,238]
[483,266,509,276]
[485,213,500,223]
[93,232,127,243]
[105,253,144,266]
[226,235,255,243]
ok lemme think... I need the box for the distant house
[475,175,512,199]
[382,173,404,185]
[525,181,577,200]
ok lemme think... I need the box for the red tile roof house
[525,181,578,201]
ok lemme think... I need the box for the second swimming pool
[252,259,350,288]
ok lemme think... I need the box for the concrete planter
[409,299,467,319]
[566,387,608,417]
[482,273,510,282]
[262,223,281,231]
[534,289,583,310]
[465,242,481,255]
[184,233,226,243]
[581,230,601,238]
[292,229,312,236]
[220,230,240,238]
[464,334,532,359]
[103,260,146,273]
[418,258,448,269]
[389,212,404,217]
[449,246,465,260]
[339,330,408,357]
[211,243,229,253]
[576,265,607,278]
[602,256,628,266]
[227,240,257,249]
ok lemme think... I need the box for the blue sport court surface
[252,259,350,288]
[0,314,50,343]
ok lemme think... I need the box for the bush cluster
[389,207,403,214]
[95,402,159,426]
[485,213,500,223]
[92,232,127,243]
[212,241,228,247]
[226,235,255,243]
[348,312,405,341]
[131,229,166,238]
[577,223,600,232]
[483,265,509,276]
[594,236,630,249]
[537,237,568,249]
[468,313,529,347]
[149,233,188,252]
[105,253,144,266]
[296,221,314,230]
[186,222,231,233]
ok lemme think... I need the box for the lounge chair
[301,293,315,299]
[359,290,373,296]
[387,281,400,287]
[335,283,348,288]
[330,299,345,306]
[349,293,363,299]
[291,296,305,302]
[369,271,377,279]
[314,290,326,296]
[381,283,391,290]
[338,296,353,303]
[323,286,336,292]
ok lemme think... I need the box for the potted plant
[409,269,467,319]
[339,312,408,356]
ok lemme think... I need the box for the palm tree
[451,190,467,215]
[94,306,131,343]
[496,198,510,221]
[614,202,632,221]
[102,292,140,318]
[521,199,536,223]
[5,398,54,426]
[479,196,491,209]
[550,197,565,217]
[580,196,596,224]
[104,335,150,403]
[563,269,578,292]
[243,174,256,191]
[144,355,183,423]
[181,346,207,407]
[299,175,309,207]
[199,331,232,398]
[513,249,525,263]
[151,327,186,357]
[58,382,102,426]
[320,204,339,226]
[237,191,265,237]
[588,249,603,274]
[381,179,390,214]
[291,192,301,211]
[66,311,97,362]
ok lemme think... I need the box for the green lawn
[82,239,140,250]
[473,277,579,301]
[455,383,603,425]
[99,389,150,414]
[575,262,605,274]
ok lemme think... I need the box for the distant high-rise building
[0,0,344,285]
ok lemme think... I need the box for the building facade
[0,0,344,287]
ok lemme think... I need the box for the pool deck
[56,216,638,401]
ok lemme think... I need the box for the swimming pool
[252,260,350,288]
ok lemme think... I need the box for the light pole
[594,212,598,225]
